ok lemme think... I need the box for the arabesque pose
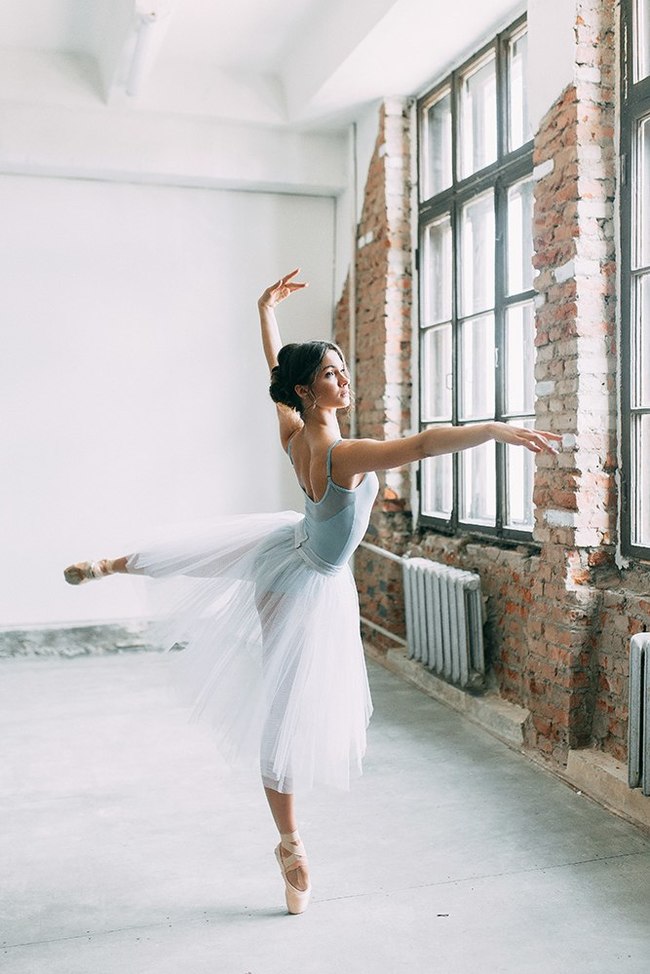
[64,269,560,914]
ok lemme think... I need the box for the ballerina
[64,268,561,914]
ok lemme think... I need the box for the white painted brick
[577,200,614,220]
[357,231,375,249]
[554,259,575,284]
[535,380,556,397]
[545,509,577,528]
[534,159,554,180]
[574,257,601,277]
[576,65,602,85]
[580,144,603,161]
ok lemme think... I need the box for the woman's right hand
[258,268,308,309]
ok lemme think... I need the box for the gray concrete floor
[1,654,650,974]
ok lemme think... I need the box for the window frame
[621,0,650,561]
[416,14,535,540]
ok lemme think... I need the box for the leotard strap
[326,439,342,479]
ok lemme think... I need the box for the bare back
[287,430,363,503]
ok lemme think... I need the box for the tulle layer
[127,511,373,793]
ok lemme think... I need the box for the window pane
[422,215,452,325]
[635,274,650,407]
[460,53,497,178]
[635,0,650,82]
[459,314,495,419]
[505,418,535,530]
[460,191,494,315]
[421,448,453,518]
[508,29,530,150]
[459,436,496,524]
[423,91,452,197]
[507,176,534,294]
[632,413,650,546]
[421,325,452,421]
[505,302,535,415]
[636,115,650,268]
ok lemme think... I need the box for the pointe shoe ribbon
[274,830,311,915]
[63,560,112,585]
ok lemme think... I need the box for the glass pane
[632,413,650,546]
[422,325,452,421]
[460,191,494,315]
[423,91,452,197]
[508,29,530,150]
[505,303,535,415]
[422,215,452,325]
[459,436,496,524]
[460,53,497,178]
[459,314,495,419]
[421,448,453,518]
[635,274,650,407]
[505,419,535,530]
[637,116,650,269]
[507,177,534,294]
[635,0,650,82]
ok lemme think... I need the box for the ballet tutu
[127,510,373,793]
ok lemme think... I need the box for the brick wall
[335,0,650,770]
[335,99,413,639]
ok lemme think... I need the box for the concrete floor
[1,654,650,974]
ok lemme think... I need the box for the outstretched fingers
[259,269,309,309]
[278,268,308,293]
[520,428,562,454]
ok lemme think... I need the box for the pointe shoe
[274,830,311,915]
[63,560,113,585]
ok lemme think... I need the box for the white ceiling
[0,0,524,129]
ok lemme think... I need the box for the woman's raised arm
[257,268,308,372]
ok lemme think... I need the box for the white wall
[528,0,576,132]
[0,175,334,627]
[334,101,382,301]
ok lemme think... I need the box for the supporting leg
[264,785,310,893]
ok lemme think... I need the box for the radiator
[402,558,485,689]
[628,632,650,796]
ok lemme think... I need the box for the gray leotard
[288,438,379,575]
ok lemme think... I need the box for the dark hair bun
[269,352,302,412]
[269,341,346,415]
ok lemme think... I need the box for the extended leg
[63,556,131,585]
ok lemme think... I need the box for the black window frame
[621,0,650,561]
[416,14,535,541]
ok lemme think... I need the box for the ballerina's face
[301,349,350,410]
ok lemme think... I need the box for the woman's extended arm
[258,268,307,372]
[333,423,561,478]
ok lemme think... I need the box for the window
[622,1,650,559]
[417,17,534,538]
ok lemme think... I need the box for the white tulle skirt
[126,511,372,794]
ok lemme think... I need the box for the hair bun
[269,363,301,411]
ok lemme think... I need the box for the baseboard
[365,640,650,833]
[566,748,650,831]
[364,641,530,749]
[0,620,161,658]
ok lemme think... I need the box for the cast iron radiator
[629,632,650,796]
[402,558,485,689]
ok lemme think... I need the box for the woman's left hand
[258,268,308,309]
